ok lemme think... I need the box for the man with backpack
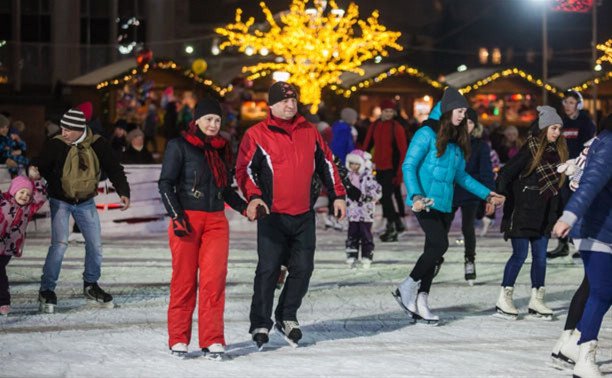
[31,108,131,313]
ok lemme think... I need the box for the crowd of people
[0,80,609,376]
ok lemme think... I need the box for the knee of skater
[288,263,314,277]
[52,241,68,248]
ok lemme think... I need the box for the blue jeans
[40,198,103,291]
[577,251,612,344]
[501,236,548,288]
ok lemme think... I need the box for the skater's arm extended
[158,140,185,219]
[235,131,264,202]
[402,127,429,200]
[454,156,490,201]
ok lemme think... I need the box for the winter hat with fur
[346,149,372,174]
[9,176,34,197]
[537,105,563,130]
[440,87,468,114]
[340,107,358,125]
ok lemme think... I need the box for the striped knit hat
[60,108,87,131]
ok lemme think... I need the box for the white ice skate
[202,343,225,361]
[361,258,372,269]
[392,277,420,317]
[494,287,518,320]
[551,329,576,369]
[346,256,357,269]
[170,343,188,357]
[414,292,439,326]
[527,287,553,320]
[573,340,602,378]
[559,330,581,368]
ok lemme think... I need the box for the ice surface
[1,220,610,377]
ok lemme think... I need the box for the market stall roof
[443,68,499,89]
[443,67,562,96]
[337,63,396,88]
[68,59,137,86]
[548,71,601,90]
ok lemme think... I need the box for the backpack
[54,131,102,200]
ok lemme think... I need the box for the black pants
[393,185,405,218]
[565,274,590,330]
[250,212,316,332]
[410,210,453,293]
[376,170,398,223]
[0,255,12,306]
[451,202,480,262]
[346,221,374,260]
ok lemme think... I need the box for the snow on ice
[1,215,610,377]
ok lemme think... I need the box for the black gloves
[347,186,362,202]
[172,214,192,237]
[256,204,268,219]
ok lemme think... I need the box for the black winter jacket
[496,144,562,239]
[158,136,246,218]
[32,129,130,203]
[121,146,155,164]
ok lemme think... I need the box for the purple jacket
[347,169,382,223]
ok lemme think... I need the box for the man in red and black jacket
[236,81,346,349]
[362,99,408,242]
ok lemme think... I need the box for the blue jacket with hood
[402,102,491,213]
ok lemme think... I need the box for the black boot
[395,218,406,233]
[380,222,398,242]
[547,239,569,259]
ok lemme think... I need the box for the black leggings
[0,255,11,306]
[376,170,399,223]
[451,202,479,262]
[565,274,590,331]
[410,210,453,293]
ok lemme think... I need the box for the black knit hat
[268,81,298,106]
[60,108,87,131]
[466,108,478,124]
[440,87,468,114]
[194,98,223,121]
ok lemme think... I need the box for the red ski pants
[167,210,229,349]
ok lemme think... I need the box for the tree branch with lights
[596,38,612,66]
[215,0,402,113]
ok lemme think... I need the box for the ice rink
[1,217,611,377]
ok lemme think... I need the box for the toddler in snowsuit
[345,150,382,268]
[0,174,47,315]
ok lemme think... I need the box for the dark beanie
[268,81,298,106]
[440,87,468,114]
[60,108,87,131]
[466,108,478,124]
[194,98,223,121]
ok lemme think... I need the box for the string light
[459,68,562,97]
[95,60,224,95]
[571,71,612,92]
[215,0,402,113]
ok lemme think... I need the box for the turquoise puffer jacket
[402,125,491,213]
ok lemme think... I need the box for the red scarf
[182,121,231,188]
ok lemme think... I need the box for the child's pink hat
[9,176,34,197]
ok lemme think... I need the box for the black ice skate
[464,259,476,286]
[275,320,302,348]
[546,239,569,259]
[379,223,398,242]
[83,282,114,308]
[251,328,269,351]
[202,343,226,361]
[39,289,57,314]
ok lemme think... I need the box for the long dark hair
[436,111,471,159]
[525,126,568,187]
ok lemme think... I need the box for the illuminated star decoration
[215,0,402,113]
[596,38,612,66]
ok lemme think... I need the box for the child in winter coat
[0,173,47,315]
[345,150,382,268]
[494,106,567,320]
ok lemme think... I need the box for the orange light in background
[492,48,502,65]
[478,48,489,65]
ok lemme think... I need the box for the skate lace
[283,321,300,332]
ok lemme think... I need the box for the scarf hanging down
[527,135,561,200]
[182,121,230,188]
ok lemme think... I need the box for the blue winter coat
[566,129,612,244]
[330,121,355,164]
[453,137,495,206]
[402,124,491,213]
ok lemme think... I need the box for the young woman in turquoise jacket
[393,88,505,325]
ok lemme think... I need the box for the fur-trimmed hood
[345,149,372,174]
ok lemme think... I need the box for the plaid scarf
[527,135,561,200]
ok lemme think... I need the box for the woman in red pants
[159,98,247,359]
